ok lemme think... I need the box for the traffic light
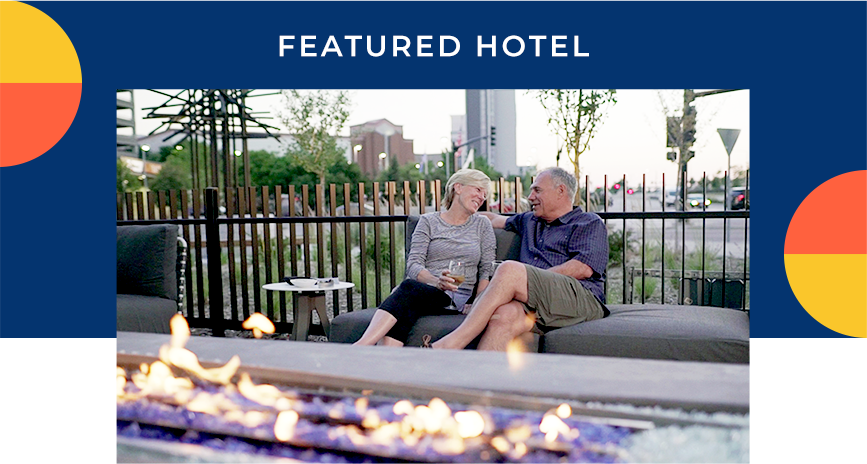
[683,150,695,162]
[490,126,497,146]
[667,151,677,161]
[666,117,681,148]
[682,90,696,147]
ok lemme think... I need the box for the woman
[353,169,496,347]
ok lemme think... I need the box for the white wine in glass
[446,260,466,310]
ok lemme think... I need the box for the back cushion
[117,225,178,300]
[495,228,520,261]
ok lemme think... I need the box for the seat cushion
[117,294,177,334]
[117,224,178,300]
[330,307,542,351]
[540,304,750,363]
[330,308,486,348]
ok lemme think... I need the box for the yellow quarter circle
[0,2,81,83]
[785,254,867,337]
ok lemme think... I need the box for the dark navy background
[1,1,864,337]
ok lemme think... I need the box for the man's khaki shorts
[521,264,606,331]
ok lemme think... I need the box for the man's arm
[546,259,593,280]
[477,211,507,229]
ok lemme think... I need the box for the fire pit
[118,314,748,462]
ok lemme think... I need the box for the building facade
[465,89,518,176]
[117,89,137,158]
[350,119,415,176]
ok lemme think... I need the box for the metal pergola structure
[142,89,282,196]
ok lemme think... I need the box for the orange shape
[784,170,867,254]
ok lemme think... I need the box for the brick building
[350,119,415,176]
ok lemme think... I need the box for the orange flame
[159,315,241,385]
[242,312,275,339]
[238,372,289,407]
[539,413,574,442]
[274,410,299,441]
[117,313,560,457]
[506,338,527,371]
[454,410,485,438]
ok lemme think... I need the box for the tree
[469,154,503,182]
[151,152,192,191]
[531,89,617,204]
[279,90,351,188]
[117,158,142,192]
[248,149,369,206]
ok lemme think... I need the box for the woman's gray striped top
[406,212,496,307]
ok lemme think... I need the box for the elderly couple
[354,167,609,351]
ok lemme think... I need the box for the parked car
[687,193,711,208]
[729,187,749,210]
[664,189,678,208]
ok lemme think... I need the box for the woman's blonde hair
[442,169,491,209]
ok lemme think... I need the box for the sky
[133,89,749,189]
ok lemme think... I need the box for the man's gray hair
[541,167,578,200]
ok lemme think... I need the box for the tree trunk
[571,132,581,207]
[572,156,581,206]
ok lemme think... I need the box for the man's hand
[547,259,594,280]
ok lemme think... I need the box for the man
[432,167,609,351]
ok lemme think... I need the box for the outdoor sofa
[117,224,186,334]
[330,215,750,364]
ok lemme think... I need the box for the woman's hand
[436,270,458,292]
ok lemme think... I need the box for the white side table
[262,281,355,341]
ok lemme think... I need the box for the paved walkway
[118,332,748,415]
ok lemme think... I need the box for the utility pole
[665,89,741,209]
[678,89,697,210]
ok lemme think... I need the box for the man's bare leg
[353,309,398,346]
[433,261,529,350]
[476,301,536,351]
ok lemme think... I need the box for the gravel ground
[192,282,364,341]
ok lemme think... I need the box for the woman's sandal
[421,334,432,348]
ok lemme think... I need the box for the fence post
[205,187,225,337]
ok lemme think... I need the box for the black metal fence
[117,174,749,336]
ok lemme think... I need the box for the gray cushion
[116,294,177,334]
[329,308,478,348]
[117,225,178,300]
[330,307,540,350]
[495,228,521,261]
[540,304,750,363]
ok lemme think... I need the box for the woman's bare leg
[380,336,404,347]
[353,309,398,346]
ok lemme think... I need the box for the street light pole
[449,134,490,176]
[139,144,150,189]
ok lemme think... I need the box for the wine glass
[445,260,466,310]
